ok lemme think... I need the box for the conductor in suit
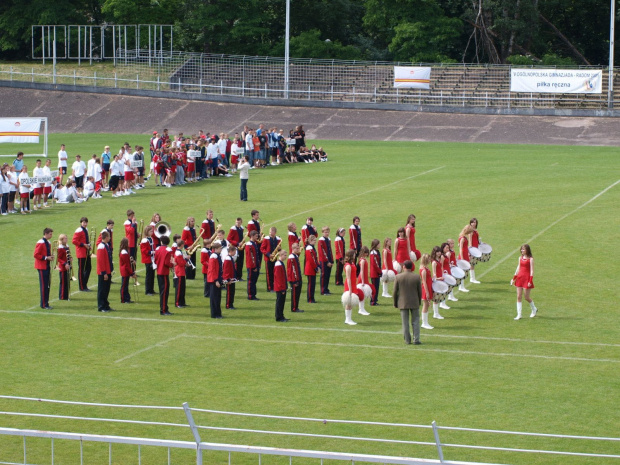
[393,260,422,345]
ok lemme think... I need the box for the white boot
[529,300,538,318]
[459,282,470,293]
[345,309,357,325]
[421,312,434,329]
[514,302,522,320]
[433,302,444,319]
[470,269,480,284]
[448,290,458,301]
[439,299,450,310]
[358,299,370,315]
[381,282,392,298]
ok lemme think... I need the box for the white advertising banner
[510,69,602,94]
[0,118,42,143]
[393,66,431,89]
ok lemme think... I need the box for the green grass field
[0,133,619,465]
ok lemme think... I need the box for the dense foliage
[0,0,615,65]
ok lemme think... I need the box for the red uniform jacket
[96,243,111,275]
[227,225,244,246]
[301,224,317,246]
[287,253,301,283]
[260,236,281,259]
[124,220,137,248]
[34,238,50,270]
[318,236,333,263]
[207,252,221,283]
[57,245,68,270]
[201,219,215,240]
[247,220,260,235]
[357,258,370,285]
[274,260,287,292]
[154,246,173,276]
[223,255,235,281]
[119,250,132,278]
[200,247,210,274]
[140,238,154,264]
[349,225,361,251]
[370,250,382,279]
[245,241,258,269]
[181,227,197,251]
[72,227,90,259]
[304,245,318,276]
[334,236,345,260]
[288,231,299,253]
[174,250,186,277]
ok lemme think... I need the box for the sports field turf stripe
[3,309,618,347]
[114,333,188,363]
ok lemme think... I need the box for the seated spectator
[54,180,85,203]
[83,176,96,200]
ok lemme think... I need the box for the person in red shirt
[349,216,362,261]
[174,240,188,308]
[317,226,334,296]
[369,239,382,306]
[96,230,113,312]
[207,241,224,318]
[304,235,319,304]
[34,227,54,309]
[223,244,237,309]
[287,243,303,313]
[469,217,482,284]
[227,217,245,281]
[56,234,71,301]
[300,217,317,247]
[405,214,421,262]
[381,237,396,298]
[124,209,139,261]
[72,217,92,292]
[200,238,212,298]
[181,217,198,280]
[394,227,409,270]
[245,230,260,300]
[334,228,346,286]
[287,222,300,254]
[119,237,135,304]
[154,235,174,315]
[140,225,156,296]
[260,226,281,292]
[419,253,434,330]
[274,250,289,322]
[356,246,372,316]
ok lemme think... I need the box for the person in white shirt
[18,165,32,214]
[208,139,219,177]
[7,165,18,213]
[109,155,124,197]
[0,164,10,215]
[58,144,68,184]
[71,155,86,194]
[32,159,45,210]
[54,180,84,203]
[87,154,97,179]
[238,156,250,201]
[42,159,53,208]
[186,145,199,182]
[93,158,103,197]
[244,130,254,168]
[83,177,95,200]
[218,134,228,167]
[122,148,135,195]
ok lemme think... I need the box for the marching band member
[287,222,300,253]
[287,243,303,313]
[304,235,319,304]
[72,217,92,292]
[458,224,475,293]
[96,231,113,312]
[356,246,372,315]
[469,218,481,284]
[119,238,135,304]
[34,227,54,309]
[124,209,139,260]
[201,210,216,241]
[260,226,281,292]
[442,242,458,302]
[216,230,229,249]
[334,228,345,286]
[419,254,434,329]
[174,240,187,308]
[140,225,156,296]
[394,227,409,269]
[405,214,421,262]
[154,235,174,315]
[349,216,362,260]
[247,210,261,269]
[245,230,260,300]
[200,238,212,298]
[317,226,333,296]
[207,241,224,318]
[181,216,198,280]
[301,217,317,247]
[274,249,290,322]
[149,213,161,249]
[511,244,537,320]
[381,237,395,297]
[431,246,446,318]
[227,217,245,280]
[57,234,71,301]
[223,244,237,309]
[369,239,382,306]
[342,250,364,325]
[97,219,115,278]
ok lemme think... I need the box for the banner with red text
[510,69,602,94]
[393,67,431,89]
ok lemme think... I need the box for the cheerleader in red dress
[369,239,381,306]
[341,250,364,325]
[442,242,458,302]
[381,237,395,297]
[431,246,445,319]
[458,224,475,292]
[405,214,421,262]
[469,218,481,284]
[419,254,434,329]
[334,228,346,286]
[394,227,409,271]
[511,244,537,320]
[356,246,372,315]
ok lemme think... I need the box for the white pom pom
[358,283,372,299]
[409,251,416,261]
[341,291,359,308]
[380,269,388,283]
[387,270,396,282]
[393,261,402,273]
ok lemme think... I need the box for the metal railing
[0,396,618,465]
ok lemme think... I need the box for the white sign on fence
[393,67,431,89]
[510,69,602,94]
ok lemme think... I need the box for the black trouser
[78,255,91,290]
[335,258,344,285]
[226,282,235,308]
[275,290,286,320]
[306,275,316,302]
[235,249,244,279]
[320,262,332,294]
[203,273,210,297]
[175,276,186,307]
[130,247,137,261]
[186,251,196,280]
[371,277,380,304]
[37,268,50,308]
[265,259,274,291]
[97,273,110,310]
[157,274,170,313]
[59,269,70,300]
[121,276,131,303]
[247,268,258,299]
[291,282,302,311]
[209,282,222,318]
[145,264,155,294]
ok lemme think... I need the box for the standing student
[334,228,346,286]
[458,224,475,292]
[18,165,31,214]
[260,227,281,292]
[58,144,68,185]
[419,254,434,329]
[72,217,92,292]
[207,241,224,318]
[304,235,319,304]
[393,260,423,345]
[154,236,174,315]
[381,237,395,297]
[238,156,250,201]
[181,217,198,280]
[56,234,71,301]
[301,217,317,247]
[119,238,135,304]
[287,243,303,313]
[287,222,300,253]
[140,225,156,296]
[34,227,54,310]
[342,250,364,325]
[227,217,245,280]
[369,239,382,306]
[469,217,482,284]
[356,246,371,315]
[511,244,538,320]
[274,250,290,322]
[245,230,260,300]
[394,227,409,269]
[431,246,446,319]
[349,216,362,260]
[32,159,44,210]
[200,238,212,298]
[317,227,334,295]
[96,231,113,312]
[174,240,187,308]
[124,209,139,261]
[405,214,421,262]
[223,244,237,309]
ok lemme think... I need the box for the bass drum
[432,280,449,303]
[479,242,492,262]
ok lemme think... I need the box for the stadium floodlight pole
[284,0,290,99]
[609,0,615,109]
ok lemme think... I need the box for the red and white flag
[0,118,41,143]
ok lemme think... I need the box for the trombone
[137,219,145,241]
[89,227,97,258]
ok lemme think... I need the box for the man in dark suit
[393,260,422,345]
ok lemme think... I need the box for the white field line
[477,178,620,281]
[2,309,619,348]
[115,333,187,364]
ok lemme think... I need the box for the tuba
[154,221,171,239]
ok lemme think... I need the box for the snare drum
[443,274,457,291]
[457,259,471,277]
[450,266,465,285]
[479,242,492,262]
[432,280,449,303]
[469,247,481,266]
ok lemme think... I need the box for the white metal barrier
[0,396,618,465]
